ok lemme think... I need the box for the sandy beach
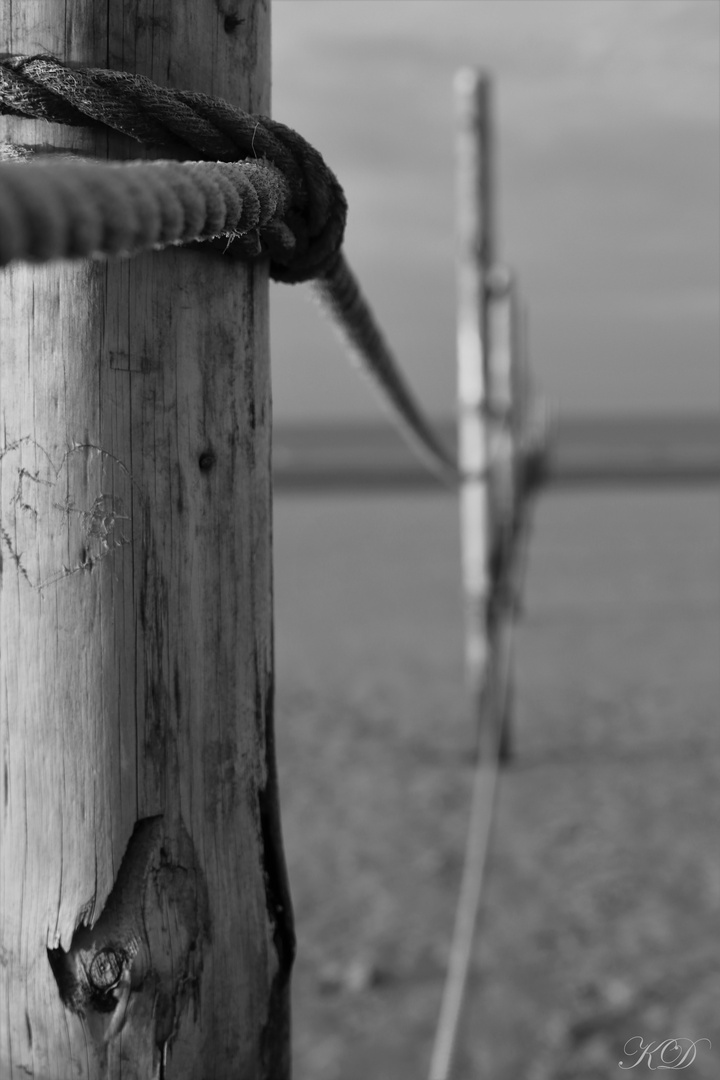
[273,487,719,1080]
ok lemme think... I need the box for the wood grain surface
[0,2,293,1077]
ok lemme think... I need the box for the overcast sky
[269,0,719,422]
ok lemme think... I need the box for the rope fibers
[0,54,457,481]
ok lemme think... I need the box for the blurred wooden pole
[0,2,294,1077]
[455,69,496,757]
[434,71,545,1080]
[486,266,516,570]
[430,73,502,1080]
[486,265,518,760]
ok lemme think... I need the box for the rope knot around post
[0,53,348,283]
[0,53,459,484]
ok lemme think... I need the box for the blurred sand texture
[274,489,719,1080]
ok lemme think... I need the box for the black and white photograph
[1,2,718,1077]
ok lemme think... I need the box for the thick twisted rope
[0,54,458,483]
[0,157,294,264]
[0,53,345,283]
[312,256,458,481]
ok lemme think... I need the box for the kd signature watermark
[619,1036,712,1070]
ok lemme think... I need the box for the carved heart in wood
[0,438,134,589]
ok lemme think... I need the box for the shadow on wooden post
[0,2,294,1077]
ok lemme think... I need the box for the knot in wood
[88,947,124,992]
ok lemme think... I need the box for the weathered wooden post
[486,267,516,555]
[431,74,515,1080]
[0,2,293,1077]
[433,73,547,1080]
[485,264,519,759]
[455,69,496,757]
[510,291,531,492]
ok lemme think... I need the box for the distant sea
[273,413,720,491]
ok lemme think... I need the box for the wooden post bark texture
[0,2,294,1078]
